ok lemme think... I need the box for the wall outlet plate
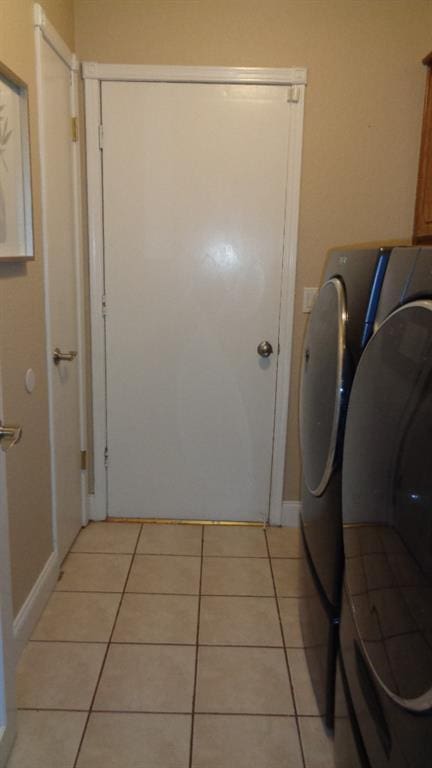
[303,287,318,313]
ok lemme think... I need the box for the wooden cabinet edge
[413,52,432,245]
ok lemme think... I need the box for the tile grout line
[18,707,322,721]
[70,551,298,559]
[71,524,143,768]
[55,589,296,597]
[28,639,296,649]
[264,529,307,768]
[188,525,204,768]
[17,705,310,717]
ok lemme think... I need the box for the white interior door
[36,24,84,560]
[102,81,293,521]
[0,363,17,767]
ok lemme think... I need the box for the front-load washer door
[300,277,348,497]
[342,301,432,766]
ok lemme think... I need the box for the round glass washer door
[342,300,432,713]
[300,278,348,496]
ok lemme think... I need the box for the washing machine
[299,246,419,729]
[335,246,432,766]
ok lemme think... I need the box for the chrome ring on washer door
[342,300,432,715]
[300,277,348,496]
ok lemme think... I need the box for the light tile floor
[7,522,336,768]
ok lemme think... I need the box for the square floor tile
[192,714,302,768]
[203,526,267,557]
[126,555,201,594]
[272,558,313,598]
[267,527,301,558]
[279,598,304,647]
[76,713,191,768]
[196,646,293,714]
[364,553,394,591]
[137,524,202,555]
[32,592,121,642]
[6,710,87,768]
[16,642,106,710]
[72,522,141,554]
[94,644,195,712]
[199,596,282,646]
[112,593,198,644]
[201,557,274,596]
[299,716,336,768]
[287,649,321,715]
[57,553,132,592]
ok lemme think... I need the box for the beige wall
[0,0,75,615]
[75,0,432,500]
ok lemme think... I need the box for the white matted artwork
[0,66,33,260]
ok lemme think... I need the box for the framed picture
[0,64,34,260]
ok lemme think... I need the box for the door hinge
[104,447,109,469]
[98,124,104,150]
[80,450,87,471]
[71,116,78,142]
[102,294,107,317]
[287,85,300,103]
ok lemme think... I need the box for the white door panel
[102,82,291,521]
[38,35,82,558]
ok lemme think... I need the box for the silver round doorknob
[257,340,273,358]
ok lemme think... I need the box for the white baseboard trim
[13,551,59,661]
[281,500,301,527]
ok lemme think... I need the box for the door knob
[0,420,22,452]
[257,340,273,358]
[53,347,77,365]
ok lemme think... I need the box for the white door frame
[0,363,17,767]
[34,4,88,549]
[83,63,307,526]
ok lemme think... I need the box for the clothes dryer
[299,246,419,728]
[335,246,432,766]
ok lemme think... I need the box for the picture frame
[0,63,34,261]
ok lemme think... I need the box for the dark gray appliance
[299,246,419,729]
[336,246,432,766]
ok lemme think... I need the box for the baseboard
[13,551,59,661]
[281,500,301,527]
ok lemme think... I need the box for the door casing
[83,63,307,526]
[0,361,17,767]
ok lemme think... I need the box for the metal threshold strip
[107,517,266,527]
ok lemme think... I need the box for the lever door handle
[0,421,22,452]
[53,347,77,365]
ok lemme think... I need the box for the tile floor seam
[27,639,302,649]
[55,589,296,598]
[188,525,204,768]
[55,589,124,594]
[264,528,307,768]
[68,549,147,557]
[71,523,143,768]
[17,705,316,717]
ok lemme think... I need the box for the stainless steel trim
[347,298,432,714]
[300,277,347,496]
[53,347,77,364]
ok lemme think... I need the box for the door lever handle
[53,347,77,365]
[0,421,22,452]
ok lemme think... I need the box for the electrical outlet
[303,287,318,313]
